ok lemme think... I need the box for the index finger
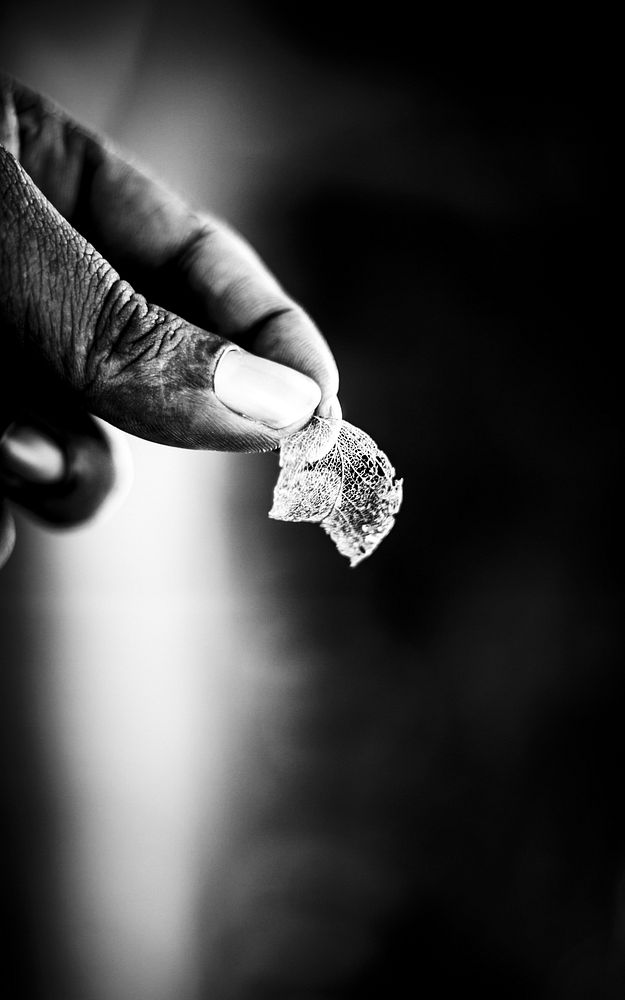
[3,73,340,410]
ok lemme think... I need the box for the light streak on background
[30,440,242,1000]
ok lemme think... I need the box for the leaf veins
[269,417,403,566]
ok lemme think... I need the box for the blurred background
[0,2,621,997]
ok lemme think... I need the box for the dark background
[1,2,621,997]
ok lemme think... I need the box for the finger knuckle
[85,276,186,395]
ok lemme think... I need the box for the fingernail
[317,395,342,421]
[214,350,321,429]
[0,424,66,484]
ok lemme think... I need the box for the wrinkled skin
[0,74,339,566]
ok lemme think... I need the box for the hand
[0,74,340,568]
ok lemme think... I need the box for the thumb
[0,146,320,452]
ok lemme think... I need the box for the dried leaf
[269,417,403,566]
